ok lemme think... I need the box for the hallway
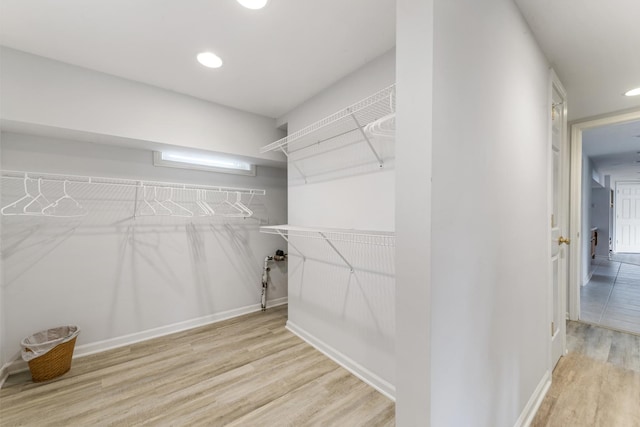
[580,258,640,335]
[532,321,640,426]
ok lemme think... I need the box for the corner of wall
[286,320,396,401]
[395,0,434,424]
[0,130,6,385]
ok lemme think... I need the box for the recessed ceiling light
[197,52,223,69]
[237,0,269,10]
[624,87,640,97]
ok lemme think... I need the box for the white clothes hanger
[362,90,396,139]
[195,189,215,216]
[1,174,36,216]
[233,192,253,217]
[139,185,161,216]
[162,187,193,217]
[22,178,51,216]
[364,113,395,139]
[151,186,172,215]
[219,191,250,217]
[42,180,88,218]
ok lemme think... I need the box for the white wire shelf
[260,85,396,176]
[261,225,394,272]
[1,170,265,219]
[260,225,395,247]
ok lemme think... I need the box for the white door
[615,182,640,253]
[550,74,569,368]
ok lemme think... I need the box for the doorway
[569,111,640,335]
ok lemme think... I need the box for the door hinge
[551,321,555,336]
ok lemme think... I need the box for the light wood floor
[0,305,395,426]
[532,321,640,427]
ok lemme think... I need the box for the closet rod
[0,170,266,195]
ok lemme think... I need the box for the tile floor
[581,256,640,335]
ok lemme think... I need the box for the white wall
[0,132,287,365]
[281,49,396,231]
[279,49,397,396]
[0,47,285,165]
[278,49,396,133]
[591,187,611,258]
[0,132,5,376]
[396,0,551,424]
[395,0,434,423]
[582,155,595,283]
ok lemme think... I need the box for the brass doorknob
[558,236,570,245]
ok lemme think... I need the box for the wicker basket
[22,327,79,382]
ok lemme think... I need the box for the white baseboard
[3,350,27,379]
[2,297,288,381]
[285,320,396,401]
[75,297,288,358]
[514,369,551,427]
[0,362,10,389]
[582,270,594,286]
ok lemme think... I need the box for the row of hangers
[1,176,87,218]
[364,112,395,139]
[137,185,254,218]
[0,174,256,218]
[364,89,395,139]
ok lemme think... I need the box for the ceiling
[0,0,638,123]
[515,0,640,121]
[583,120,640,177]
[0,0,395,119]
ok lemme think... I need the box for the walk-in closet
[0,1,398,423]
[4,0,639,426]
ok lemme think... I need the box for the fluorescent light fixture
[237,0,269,9]
[154,152,256,176]
[624,87,640,97]
[162,152,251,170]
[197,52,223,68]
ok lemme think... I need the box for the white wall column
[395,0,434,424]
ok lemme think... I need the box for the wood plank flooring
[532,321,640,427]
[0,305,395,426]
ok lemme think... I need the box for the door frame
[568,109,640,320]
